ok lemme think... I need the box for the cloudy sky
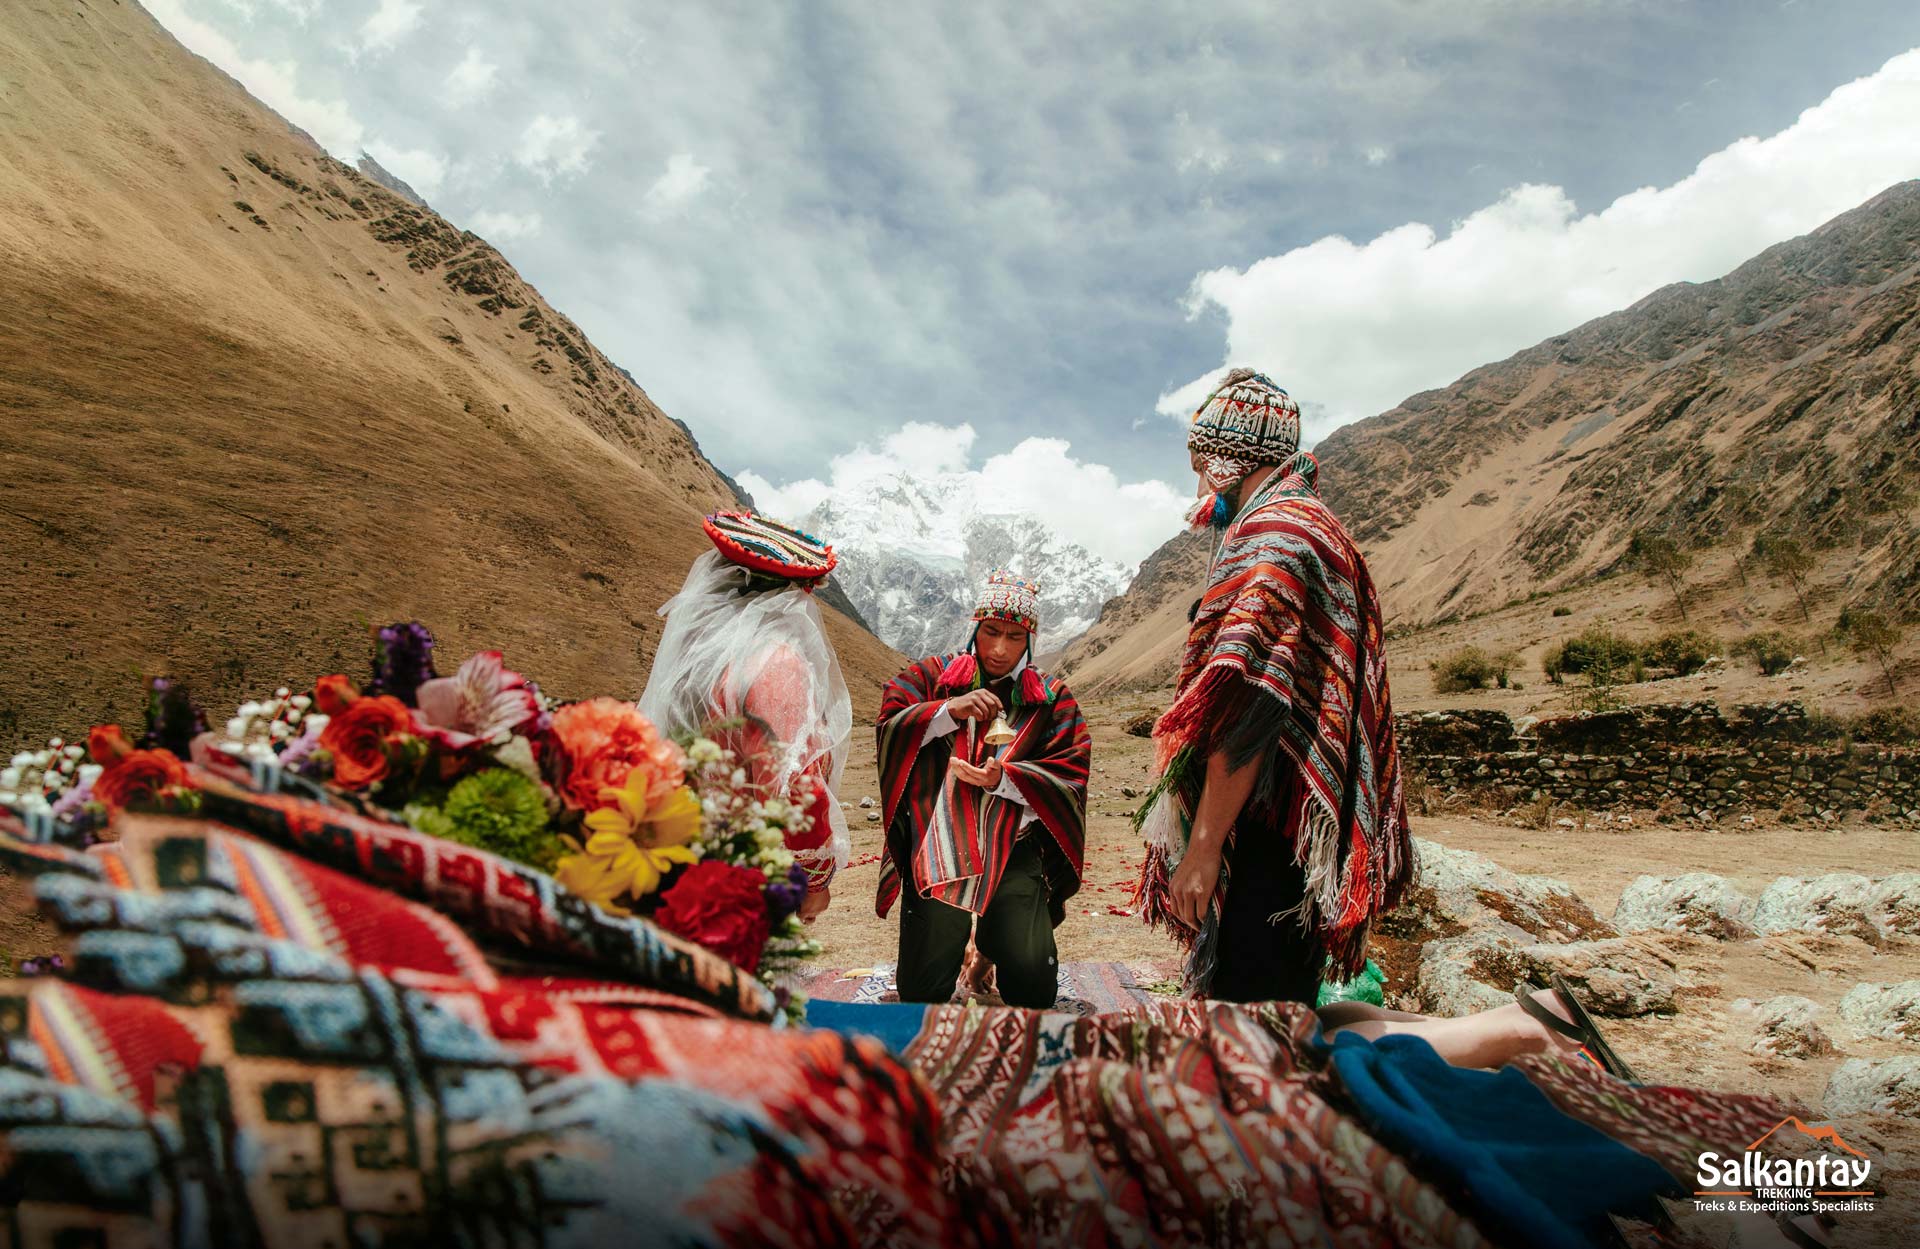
[148,1,1920,565]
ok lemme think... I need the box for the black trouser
[1206,820,1325,1005]
[895,836,1058,1009]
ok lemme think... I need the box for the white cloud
[361,141,445,195]
[740,422,1187,567]
[446,47,498,101]
[469,209,543,240]
[642,152,713,216]
[516,113,599,181]
[360,0,423,54]
[143,0,365,154]
[1163,46,1920,440]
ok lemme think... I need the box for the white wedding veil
[639,550,852,870]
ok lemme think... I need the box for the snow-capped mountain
[798,477,1135,659]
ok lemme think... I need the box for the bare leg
[1323,990,1588,1069]
[1316,1000,1428,1028]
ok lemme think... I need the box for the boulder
[1396,839,1614,944]
[1515,938,1680,1017]
[1838,982,1920,1043]
[1752,875,1879,942]
[1823,1058,1920,1118]
[1416,933,1679,1019]
[1866,874,1920,941]
[1735,996,1836,1059]
[1416,931,1526,1017]
[1122,711,1157,738]
[1613,873,1757,940]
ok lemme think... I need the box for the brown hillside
[0,0,899,739]
[1062,184,1920,701]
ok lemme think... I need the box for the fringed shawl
[874,656,1089,920]
[1136,453,1412,988]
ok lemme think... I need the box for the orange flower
[548,698,685,812]
[88,724,134,767]
[314,674,359,716]
[95,748,192,810]
[318,694,413,790]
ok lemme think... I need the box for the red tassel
[937,653,977,690]
[1019,667,1045,705]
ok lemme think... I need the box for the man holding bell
[874,571,1091,1008]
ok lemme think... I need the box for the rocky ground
[811,688,1920,1247]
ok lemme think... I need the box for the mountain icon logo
[1746,1117,1871,1161]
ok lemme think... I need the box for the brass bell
[982,712,1016,747]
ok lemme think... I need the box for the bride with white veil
[640,512,852,917]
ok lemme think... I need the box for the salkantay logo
[1694,1117,1878,1216]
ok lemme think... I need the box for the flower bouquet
[2,622,823,1017]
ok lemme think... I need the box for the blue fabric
[1329,1032,1673,1249]
[803,1000,930,1055]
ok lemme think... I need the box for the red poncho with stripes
[1135,452,1414,985]
[873,657,1089,920]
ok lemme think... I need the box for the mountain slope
[1061,183,1920,693]
[0,0,899,736]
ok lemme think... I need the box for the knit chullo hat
[939,570,1046,701]
[701,510,837,589]
[1185,367,1301,529]
[972,570,1041,633]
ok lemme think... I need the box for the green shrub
[1551,606,1573,618]
[1642,629,1719,677]
[1543,627,1643,685]
[1430,646,1517,693]
[1847,705,1920,746]
[1732,630,1797,677]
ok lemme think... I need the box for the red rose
[654,861,771,973]
[318,694,412,790]
[95,748,192,811]
[314,674,358,717]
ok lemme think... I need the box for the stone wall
[1398,701,1920,822]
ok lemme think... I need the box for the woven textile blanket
[0,807,968,1248]
[808,998,1793,1249]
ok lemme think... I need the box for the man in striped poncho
[874,572,1091,1008]
[1137,368,1414,1003]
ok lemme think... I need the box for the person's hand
[799,886,830,923]
[1167,838,1224,931]
[948,757,1004,789]
[944,689,1003,722]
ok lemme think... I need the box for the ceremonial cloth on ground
[807,998,1794,1249]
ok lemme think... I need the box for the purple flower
[278,716,326,769]
[369,622,438,707]
[766,865,808,923]
[50,774,93,821]
[140,677,208,757]
[18,954,64,976]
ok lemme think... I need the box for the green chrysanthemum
[427,768,556,869]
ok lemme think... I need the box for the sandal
[1514,975,1640,1083]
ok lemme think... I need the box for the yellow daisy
[554,773,702,914]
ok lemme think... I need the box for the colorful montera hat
[1186,367,1301,466]
[701,510,837,584]
[972,569,1041,633]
